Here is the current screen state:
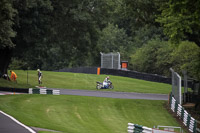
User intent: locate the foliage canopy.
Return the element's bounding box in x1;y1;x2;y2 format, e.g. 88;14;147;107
0;0;199;79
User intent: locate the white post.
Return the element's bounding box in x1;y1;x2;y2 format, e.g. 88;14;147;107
111;53;113;69
100;52;103;68
118;52;120;69
29;88;33;94
170;68;175;95
177;73;182;105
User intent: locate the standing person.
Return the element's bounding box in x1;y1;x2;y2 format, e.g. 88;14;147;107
10;70;17;82
37;69;42;84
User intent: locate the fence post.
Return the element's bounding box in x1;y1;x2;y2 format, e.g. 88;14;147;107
193;120;197;133
29;88;33;94
187;114;191;127
181;107;184;120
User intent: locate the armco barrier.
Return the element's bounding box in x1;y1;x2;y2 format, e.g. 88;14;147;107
128;123;152;133
52;90;60;95
170;94;197;133
29;88;60;95
0;87;28;93
0;87;60;95
128;123;183;133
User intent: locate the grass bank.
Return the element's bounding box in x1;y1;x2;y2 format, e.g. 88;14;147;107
0;70;171;94
0;95;179;133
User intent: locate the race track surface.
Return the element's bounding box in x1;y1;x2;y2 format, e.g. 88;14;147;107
0;111;36;133
50;88;169;101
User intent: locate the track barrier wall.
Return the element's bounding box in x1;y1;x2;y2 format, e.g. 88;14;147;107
29;88;60;95
127;123;180;133
55;67;193;87
128;123;152;133
0;87;60;95
169;93;197;133
0;87;28;93
55;67;172;84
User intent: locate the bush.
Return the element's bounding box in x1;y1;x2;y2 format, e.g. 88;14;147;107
171;41;200;80
9;58;27;70
130;40;200;79
130;39;172;75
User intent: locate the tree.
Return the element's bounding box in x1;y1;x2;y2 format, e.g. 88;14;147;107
156;0;200;47
171;41;200;79
12;0;53;70
47;0;108;68
0;0;16;75
97;23;133;60
116;0;162;35
9;0;114;70
130;39;171;74
130;39;200;79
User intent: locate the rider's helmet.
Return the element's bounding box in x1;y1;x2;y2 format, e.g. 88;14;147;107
107;76;110;79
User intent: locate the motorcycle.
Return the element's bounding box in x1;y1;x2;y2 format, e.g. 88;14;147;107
96;80;114;89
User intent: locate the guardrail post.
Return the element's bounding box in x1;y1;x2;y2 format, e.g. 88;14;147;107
53;90;60;95
47;90;53;94
32;89;40;94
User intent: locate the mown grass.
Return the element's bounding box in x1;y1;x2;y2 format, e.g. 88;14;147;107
0;70;171;94
0;95;179;133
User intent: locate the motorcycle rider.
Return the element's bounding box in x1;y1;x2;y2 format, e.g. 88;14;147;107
103;76;110;88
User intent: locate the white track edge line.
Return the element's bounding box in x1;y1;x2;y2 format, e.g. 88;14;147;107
0;110;36;133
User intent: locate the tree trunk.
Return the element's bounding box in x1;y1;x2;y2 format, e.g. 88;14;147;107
0;47;13;76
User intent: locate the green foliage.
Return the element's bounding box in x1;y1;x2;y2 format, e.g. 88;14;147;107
156;0;200;46
155;42;173;76
130;39;172;75
97;23;133;60
9;58;27;70
0;0;16;48
10;0;116;70
12;0;54;69
132;25;166;48
171;41;200;79
1;0;198;79
116;0;161;35
130;39;200;79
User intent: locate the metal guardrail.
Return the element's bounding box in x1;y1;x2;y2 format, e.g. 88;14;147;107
170;94;197;133
127;123;152;133
29;88;60;95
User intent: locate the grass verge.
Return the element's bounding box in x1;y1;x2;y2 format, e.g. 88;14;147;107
0;70;171;94
0;94;179;133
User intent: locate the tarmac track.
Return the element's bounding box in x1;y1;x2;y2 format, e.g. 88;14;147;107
52;88;169;101
0;111;36;133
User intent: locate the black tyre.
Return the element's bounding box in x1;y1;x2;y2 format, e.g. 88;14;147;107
96;85;101;90
109;85;114;89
